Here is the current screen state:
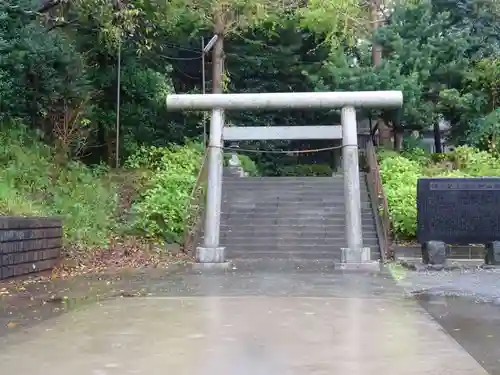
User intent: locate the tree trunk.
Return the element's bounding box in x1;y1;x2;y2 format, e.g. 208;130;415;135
433;122;442;153
212;12;224;95
377;119;393;148
370;0;394;148
394;128;404;150
370;0;382;67
212;10;225;129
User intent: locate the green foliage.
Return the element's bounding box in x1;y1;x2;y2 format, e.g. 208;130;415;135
279;164;333;176
0;0;191;165
6;0;500;251
238;155;260;176
448;146;500;176
377;148;400;161
0;124;118;247
304;0;500;142
0;0;89;125
127;143;203;243
379;146;500;239
379;154;420;238
223;153;260;176
160;0;364;45
401;146;429;166
466;109;500;156
225;20;336;174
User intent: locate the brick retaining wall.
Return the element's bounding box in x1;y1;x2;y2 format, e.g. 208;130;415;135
0;217;62;279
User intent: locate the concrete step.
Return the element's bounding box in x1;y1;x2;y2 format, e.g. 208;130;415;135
223;185;368;191
223;176;365;182
222;199;372;205
221;232;379;240
222;192;369;198
223;202;373;208
221;225;377;237
223;190;369;195
217;173;380;261
227;250;343;260
223;178;366;183
221;240;378;252
222;205;374;213
221;210;376;218
224;245;379;258
222;185;367;192
227;251;380;261
220;226;377;236
223;180;367;186
223;191;370;197
223;184;353;188
220;217;376;226
221;239;379;248
220;236;379;244
222;189;370;195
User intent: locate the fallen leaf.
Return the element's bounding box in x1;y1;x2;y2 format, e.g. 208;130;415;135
7;321;20;328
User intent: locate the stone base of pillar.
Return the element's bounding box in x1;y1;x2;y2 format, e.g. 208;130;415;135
340;247;371;263
337;247;379;270
196;246;226;263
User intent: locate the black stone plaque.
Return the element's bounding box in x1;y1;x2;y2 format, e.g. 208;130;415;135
417;178;500;244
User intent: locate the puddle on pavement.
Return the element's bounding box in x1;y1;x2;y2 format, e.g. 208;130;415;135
414;292;500;375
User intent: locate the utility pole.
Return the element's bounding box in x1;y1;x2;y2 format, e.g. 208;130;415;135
196;20;225;262
115;37;121;168
113;0;124;168
201;37;207;148
192;9;227;263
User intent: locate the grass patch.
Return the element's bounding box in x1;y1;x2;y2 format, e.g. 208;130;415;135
0;124;118;248
0;123;208;262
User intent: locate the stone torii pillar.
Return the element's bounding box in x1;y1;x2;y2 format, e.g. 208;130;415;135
166;91;403;266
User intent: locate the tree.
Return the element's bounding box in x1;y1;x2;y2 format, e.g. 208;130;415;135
0;0;196;164
159;0;365;97
369;0;500;148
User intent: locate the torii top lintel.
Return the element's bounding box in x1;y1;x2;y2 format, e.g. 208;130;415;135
166;91;403;111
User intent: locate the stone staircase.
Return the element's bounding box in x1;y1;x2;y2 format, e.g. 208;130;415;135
220;174;380;261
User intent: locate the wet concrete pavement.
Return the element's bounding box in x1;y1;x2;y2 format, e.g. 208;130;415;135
0;260;499;374
397;267;500;375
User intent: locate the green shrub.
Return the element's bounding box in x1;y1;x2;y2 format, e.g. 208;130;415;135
238;154;260;176
279;164;333;176
379;145;500;239
223;153;260;176
401;147;430;166
379;155;421;238
449;146;500;176
0;124;118;247
377;148;400;162
127;142;203;243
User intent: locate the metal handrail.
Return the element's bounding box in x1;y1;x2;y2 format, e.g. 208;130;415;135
365;142;393;259
182;149;209;254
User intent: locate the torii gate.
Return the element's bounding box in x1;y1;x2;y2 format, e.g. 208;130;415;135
166;91;403;266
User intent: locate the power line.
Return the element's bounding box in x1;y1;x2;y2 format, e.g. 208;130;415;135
157;54;201;61
163;42;201;53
